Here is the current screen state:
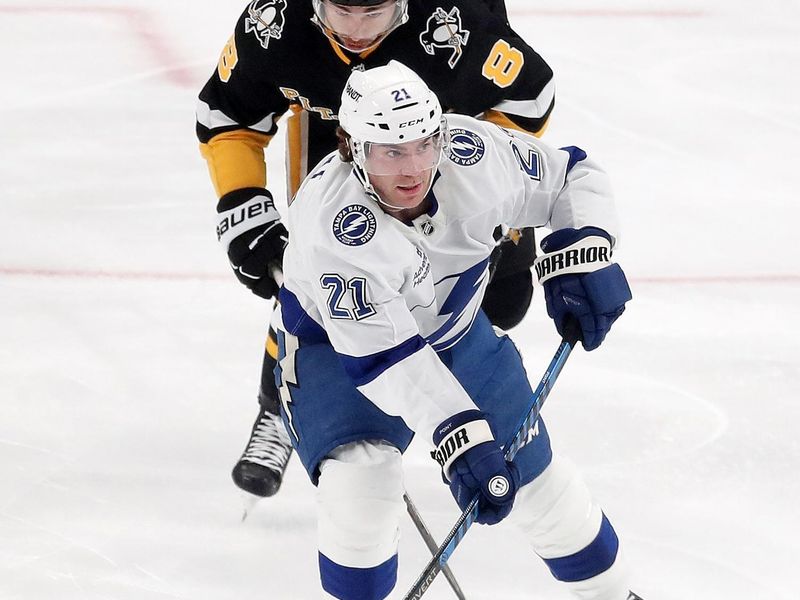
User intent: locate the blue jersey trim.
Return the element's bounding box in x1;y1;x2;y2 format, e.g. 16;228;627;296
542;513;619;582
404;171;442;228
426;171;442;216
278;286;329;343
319;552;397;600
339;335;427;387
560;145;588;174
430;318;474;352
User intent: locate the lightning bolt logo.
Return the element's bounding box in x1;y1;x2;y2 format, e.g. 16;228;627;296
275;329;300;442
450;139;476;153
427;258;489;350
342;214;369;235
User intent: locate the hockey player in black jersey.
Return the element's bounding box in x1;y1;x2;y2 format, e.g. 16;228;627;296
197;0;556;499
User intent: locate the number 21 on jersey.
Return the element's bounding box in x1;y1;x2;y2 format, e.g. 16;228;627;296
321;274;376;321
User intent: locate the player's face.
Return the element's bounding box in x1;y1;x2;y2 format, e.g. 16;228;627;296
364;134;442;213
319;0;400;52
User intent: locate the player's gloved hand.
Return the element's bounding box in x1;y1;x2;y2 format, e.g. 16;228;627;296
215;187;288;299
431;410;520;525
534;226;632;350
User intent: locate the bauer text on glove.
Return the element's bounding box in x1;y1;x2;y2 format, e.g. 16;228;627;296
216;187;288;299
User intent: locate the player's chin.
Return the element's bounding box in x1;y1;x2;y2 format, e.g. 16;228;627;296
340;36;377;51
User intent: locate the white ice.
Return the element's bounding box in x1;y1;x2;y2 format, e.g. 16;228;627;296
1;1;798;598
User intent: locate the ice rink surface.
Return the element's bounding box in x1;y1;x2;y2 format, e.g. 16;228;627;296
1;1;799;598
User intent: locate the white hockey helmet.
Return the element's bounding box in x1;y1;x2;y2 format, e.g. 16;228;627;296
338;61;448;206
339;60;443;145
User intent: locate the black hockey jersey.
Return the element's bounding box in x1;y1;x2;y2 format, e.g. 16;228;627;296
197;0;554;198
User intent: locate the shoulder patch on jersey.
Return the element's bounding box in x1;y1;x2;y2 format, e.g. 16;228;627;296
332;205;377;246
448;128;485;166
419;7;470;69
245;0;287;50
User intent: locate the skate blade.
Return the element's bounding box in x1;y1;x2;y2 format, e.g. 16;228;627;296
239;492;262;522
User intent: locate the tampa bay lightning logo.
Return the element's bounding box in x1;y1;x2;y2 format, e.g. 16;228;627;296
332;205;377;246
448;129;485;166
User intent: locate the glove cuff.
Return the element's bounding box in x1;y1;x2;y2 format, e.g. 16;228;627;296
216;188;281;250
431;410;495;481
534;230;612;284
216;187;272;211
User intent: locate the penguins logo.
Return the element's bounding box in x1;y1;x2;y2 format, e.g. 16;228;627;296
419;7;470;69
245;0;288;50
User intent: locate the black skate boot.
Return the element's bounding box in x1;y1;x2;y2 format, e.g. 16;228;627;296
232;407;293;497
231;348;293;497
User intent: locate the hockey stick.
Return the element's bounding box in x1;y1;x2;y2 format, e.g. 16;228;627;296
402;322;581;600
403;493;467;600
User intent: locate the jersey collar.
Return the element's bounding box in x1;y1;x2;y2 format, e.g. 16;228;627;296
409;171;446;237
327;37;381;65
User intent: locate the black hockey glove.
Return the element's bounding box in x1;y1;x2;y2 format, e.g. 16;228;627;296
534;227;632;350
216;187;288;300
432;410;520;525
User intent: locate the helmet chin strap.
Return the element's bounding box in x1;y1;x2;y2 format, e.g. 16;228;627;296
351;166;407;211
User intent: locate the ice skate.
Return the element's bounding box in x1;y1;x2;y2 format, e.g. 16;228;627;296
232;408;293;499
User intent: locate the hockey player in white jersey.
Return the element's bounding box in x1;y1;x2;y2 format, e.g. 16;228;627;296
272;61;639;599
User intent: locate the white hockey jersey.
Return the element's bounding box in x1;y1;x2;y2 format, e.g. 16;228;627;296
279;114;618;443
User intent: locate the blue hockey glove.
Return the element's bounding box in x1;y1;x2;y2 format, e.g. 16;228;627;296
431;410;520;525
534;227;632;351
215;187;288;299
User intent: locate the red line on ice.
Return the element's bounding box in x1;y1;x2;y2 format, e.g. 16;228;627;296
1;267;797;286
0;267;227;282
0;5;195;88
